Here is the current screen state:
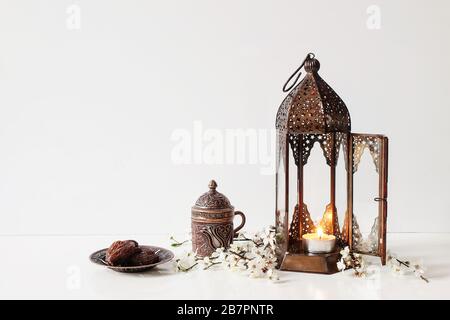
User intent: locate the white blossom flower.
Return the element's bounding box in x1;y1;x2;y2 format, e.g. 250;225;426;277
198;256;214;269
413;267;424;278
226;254;240;267
214;247;227;262
340;246;350;259
410;260;425;278
234;258;247;271
229;242;242;253
251;231;263;243
410;259;423;269
355;268;367;278
262;227;276;250
247;258;261;272
265;255;278;269
175;251;197;272
215;247;225;254
337;258;346;271
267;268;279;281
345;258;352;267
249;271;262;278
390;264;405;276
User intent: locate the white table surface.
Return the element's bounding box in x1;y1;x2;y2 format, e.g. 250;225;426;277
0;233;449;299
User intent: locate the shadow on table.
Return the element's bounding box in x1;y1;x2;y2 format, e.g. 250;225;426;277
124;267;175;278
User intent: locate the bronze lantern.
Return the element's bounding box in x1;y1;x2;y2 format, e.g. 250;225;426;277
275;53;388;274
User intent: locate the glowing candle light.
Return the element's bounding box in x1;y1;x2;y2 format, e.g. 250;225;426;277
302;226;336;253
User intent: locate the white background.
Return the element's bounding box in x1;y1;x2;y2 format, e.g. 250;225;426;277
0;0;449;236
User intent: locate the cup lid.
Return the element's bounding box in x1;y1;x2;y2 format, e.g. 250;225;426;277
193;180;233;210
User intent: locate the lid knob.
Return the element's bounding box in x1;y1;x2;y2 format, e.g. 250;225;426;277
208;180;217;191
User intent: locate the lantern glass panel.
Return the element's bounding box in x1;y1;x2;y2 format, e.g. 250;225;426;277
335;133;349;237
351;134;388;256
352;149;380;254
302;143;330;227
287;142;297;230
275;131;288;259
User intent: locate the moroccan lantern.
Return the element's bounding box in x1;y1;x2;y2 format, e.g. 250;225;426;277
275;53;388;273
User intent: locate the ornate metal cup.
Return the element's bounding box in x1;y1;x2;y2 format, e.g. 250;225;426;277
191;180;246;257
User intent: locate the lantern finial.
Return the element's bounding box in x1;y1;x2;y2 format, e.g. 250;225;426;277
282;52;316;92
304;56;320;73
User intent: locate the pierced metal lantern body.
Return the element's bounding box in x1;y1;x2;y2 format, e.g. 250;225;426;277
275;54;388;274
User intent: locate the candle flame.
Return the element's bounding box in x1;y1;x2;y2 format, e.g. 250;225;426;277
317;227;323;239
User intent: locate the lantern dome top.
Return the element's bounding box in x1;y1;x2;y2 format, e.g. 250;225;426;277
276;54;351;134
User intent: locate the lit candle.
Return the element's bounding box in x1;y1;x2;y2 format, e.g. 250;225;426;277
302;227;336;253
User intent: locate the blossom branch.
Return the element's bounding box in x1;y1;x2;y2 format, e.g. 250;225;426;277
170;236;189;247
338;247;430;283
396;258;429;283
228;250;249;260
173;226;279;281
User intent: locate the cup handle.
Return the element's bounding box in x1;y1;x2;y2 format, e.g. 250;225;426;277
233;211;246;237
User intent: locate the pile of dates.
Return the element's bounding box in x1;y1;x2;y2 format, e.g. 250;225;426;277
106;240;159;266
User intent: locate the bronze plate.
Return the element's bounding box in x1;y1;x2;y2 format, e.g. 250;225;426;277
89;245;174;273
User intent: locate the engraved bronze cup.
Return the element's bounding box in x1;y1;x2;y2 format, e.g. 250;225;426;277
191;180;246;257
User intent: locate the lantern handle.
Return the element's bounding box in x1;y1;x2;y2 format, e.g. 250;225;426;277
282;53;315;92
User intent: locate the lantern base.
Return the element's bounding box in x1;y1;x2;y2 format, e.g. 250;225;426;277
279;250;341;274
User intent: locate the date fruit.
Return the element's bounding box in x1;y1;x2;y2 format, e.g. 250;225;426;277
129;247;159;266
105;240;141;266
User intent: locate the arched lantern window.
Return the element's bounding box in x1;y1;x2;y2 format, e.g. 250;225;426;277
275;53;388;274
